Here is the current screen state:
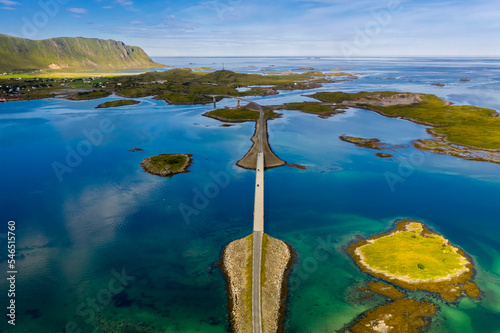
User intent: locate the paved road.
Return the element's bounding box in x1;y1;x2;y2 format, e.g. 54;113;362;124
252;151;264;333
209;95;265;333
252;230;263;333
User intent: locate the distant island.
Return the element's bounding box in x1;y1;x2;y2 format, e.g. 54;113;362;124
96;100;140;108
141;154;193;177
0;34;164;73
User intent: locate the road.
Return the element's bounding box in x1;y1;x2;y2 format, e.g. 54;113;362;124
209;95;265;333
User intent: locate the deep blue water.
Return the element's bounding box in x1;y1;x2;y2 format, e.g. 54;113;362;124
1;57;500;332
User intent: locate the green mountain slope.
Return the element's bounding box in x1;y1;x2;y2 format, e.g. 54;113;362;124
0;34;164;72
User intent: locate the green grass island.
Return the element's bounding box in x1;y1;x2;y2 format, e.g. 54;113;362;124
140;154;193;177
203;107;280;123
96;99;140;108
347;220;481;302
310;91;500;164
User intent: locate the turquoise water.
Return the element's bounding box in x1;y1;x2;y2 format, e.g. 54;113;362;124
1;57;500;332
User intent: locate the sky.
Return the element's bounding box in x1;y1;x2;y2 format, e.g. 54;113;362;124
0;0;499;57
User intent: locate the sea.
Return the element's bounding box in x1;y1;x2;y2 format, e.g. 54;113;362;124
1;57;500;332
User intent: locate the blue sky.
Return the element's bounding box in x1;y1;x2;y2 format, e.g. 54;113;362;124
1;0;499;56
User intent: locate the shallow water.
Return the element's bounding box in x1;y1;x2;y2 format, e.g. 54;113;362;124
1;57;500;332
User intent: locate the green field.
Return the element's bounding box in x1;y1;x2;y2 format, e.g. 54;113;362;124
358;222;468;280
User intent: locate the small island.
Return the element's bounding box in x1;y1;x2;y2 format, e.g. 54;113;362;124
140;154;193;177
203;107;279;123
339;136;385;150
347;220;481;302
96;99;140;108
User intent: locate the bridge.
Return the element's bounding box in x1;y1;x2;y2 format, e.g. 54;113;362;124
208;95;265;333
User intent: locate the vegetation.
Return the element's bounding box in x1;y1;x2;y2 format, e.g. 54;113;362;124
358;221;467;280
339;136;384;150
204;108;278;122
311;91;500;149
284;102;345;114
348;220;481;302
244;234;253;326
1;68;339;102
96;100;140;108
311;91;401;104
73;90;111;100
192;67;215;71
141;154;192;177
365;281;405;300
156;91;214;104
0;34;163;72
346;298;438;333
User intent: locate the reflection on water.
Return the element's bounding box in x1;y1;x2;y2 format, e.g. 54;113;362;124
1;57;500;332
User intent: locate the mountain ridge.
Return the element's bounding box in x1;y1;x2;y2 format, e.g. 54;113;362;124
0;34;164;72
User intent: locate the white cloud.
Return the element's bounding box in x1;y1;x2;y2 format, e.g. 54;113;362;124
116;0;133;5
67;7;88;14
0;6;15;10
0;0;19;5
129;20;144;25
103;5;113;9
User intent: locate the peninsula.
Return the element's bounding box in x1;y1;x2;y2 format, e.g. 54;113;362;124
221;234;292;333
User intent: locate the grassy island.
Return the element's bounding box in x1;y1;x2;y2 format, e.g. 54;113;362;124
310;91;500;164
203;108;279;123
96;99;140;108
140;154;192;177
284;102;347;118
348;220;481;302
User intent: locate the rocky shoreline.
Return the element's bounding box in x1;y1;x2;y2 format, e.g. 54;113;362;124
221;235;253;333
221;234;293;333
